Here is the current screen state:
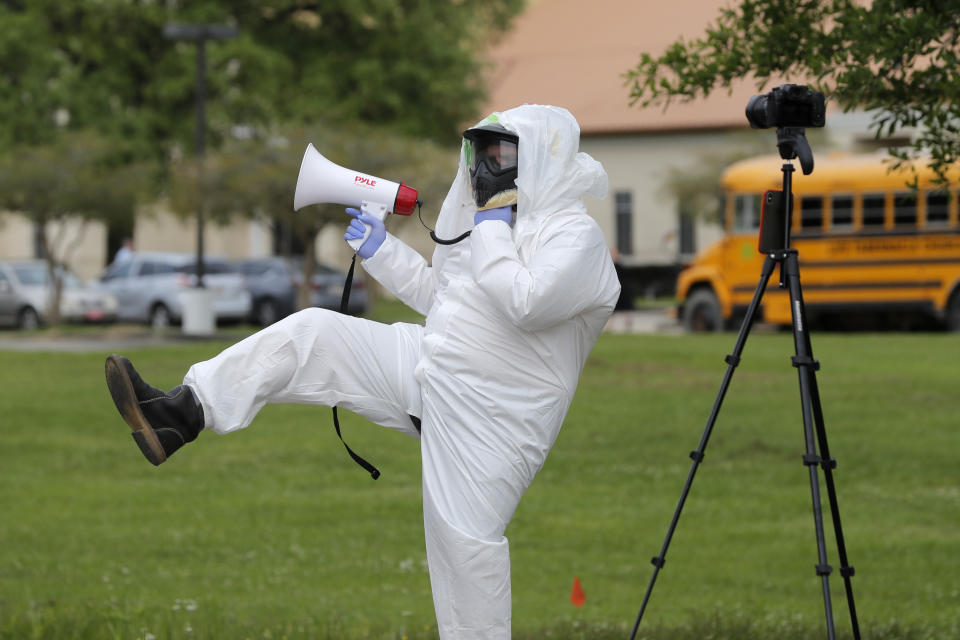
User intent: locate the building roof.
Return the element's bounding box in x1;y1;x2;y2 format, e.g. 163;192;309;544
483;0;785;135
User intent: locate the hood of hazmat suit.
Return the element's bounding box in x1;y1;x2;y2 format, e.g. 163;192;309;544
433;104;610;269
361;104;620;640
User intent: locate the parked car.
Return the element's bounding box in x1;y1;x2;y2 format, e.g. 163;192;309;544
235;257;369;325
0;259;118;329
235;257;297;326
308;261;369;316
99;252;251;327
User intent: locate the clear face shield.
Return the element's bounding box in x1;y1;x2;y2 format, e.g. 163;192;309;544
470;138;518;175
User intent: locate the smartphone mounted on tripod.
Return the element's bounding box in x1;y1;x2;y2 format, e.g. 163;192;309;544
758;189;792;254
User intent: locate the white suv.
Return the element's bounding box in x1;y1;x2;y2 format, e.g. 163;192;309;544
100;252;251;327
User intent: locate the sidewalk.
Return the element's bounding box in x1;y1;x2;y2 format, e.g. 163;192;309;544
0;309;682;353
603;308;682;334
0;325;241;353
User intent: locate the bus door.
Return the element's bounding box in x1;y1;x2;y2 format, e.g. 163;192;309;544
728;193;770;316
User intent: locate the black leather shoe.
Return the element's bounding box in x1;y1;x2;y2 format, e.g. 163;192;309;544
105;355;204;465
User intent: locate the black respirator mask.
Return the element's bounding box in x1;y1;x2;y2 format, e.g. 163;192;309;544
462;123;519;209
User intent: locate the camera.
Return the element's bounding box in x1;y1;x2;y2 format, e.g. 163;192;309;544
745;84;826;129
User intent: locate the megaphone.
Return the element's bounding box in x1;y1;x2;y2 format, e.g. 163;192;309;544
294;143;418;251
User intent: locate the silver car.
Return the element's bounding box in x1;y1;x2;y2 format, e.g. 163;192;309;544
307;262;369;316
99;252;251;327
0;260;119;329
235;257;369;324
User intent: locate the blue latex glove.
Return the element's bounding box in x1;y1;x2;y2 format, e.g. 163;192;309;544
474;206;514;227
344;207;386;259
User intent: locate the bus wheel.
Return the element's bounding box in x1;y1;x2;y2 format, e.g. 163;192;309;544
683;289;723;332
946;290;960;332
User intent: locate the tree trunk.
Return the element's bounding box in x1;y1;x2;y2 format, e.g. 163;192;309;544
295;224;320;311
37;227;62;326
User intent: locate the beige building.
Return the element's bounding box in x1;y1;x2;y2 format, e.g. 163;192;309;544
478;0;797;295
478;0;892;296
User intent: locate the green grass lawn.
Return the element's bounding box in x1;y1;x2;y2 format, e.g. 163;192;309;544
0;328;957;639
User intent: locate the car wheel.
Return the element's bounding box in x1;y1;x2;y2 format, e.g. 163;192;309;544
254;298;279;326
150;303;171;329
682;288;723;332
18;307;40;331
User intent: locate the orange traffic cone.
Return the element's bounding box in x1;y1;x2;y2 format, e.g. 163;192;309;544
570;576;586;607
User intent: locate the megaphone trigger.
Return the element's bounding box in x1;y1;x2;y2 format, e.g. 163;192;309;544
345;201;389;252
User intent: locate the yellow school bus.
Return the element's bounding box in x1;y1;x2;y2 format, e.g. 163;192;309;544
676;152;960;331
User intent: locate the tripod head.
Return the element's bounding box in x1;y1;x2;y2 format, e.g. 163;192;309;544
746;83;823;177
777;127;814;175
756;127;817;257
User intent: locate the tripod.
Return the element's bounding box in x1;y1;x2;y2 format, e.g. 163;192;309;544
628;128;861;640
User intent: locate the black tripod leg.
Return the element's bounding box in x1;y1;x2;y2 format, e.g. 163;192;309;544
800;329;862;639
627;255;778;640
783;252;838;640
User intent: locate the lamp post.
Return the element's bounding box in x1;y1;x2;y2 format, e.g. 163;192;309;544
163;22;237;335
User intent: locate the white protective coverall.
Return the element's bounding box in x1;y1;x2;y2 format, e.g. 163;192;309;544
183;104;621;639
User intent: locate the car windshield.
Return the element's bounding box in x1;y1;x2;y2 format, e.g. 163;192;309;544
102;261;132;280
13;264;81;287
13;265;47;285
177;261;236;275
314;264;340;276
239;262;271;276
293;261;343;278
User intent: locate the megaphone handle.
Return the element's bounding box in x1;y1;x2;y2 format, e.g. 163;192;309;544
347;201;389;252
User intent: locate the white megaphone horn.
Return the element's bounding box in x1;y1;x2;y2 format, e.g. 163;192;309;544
294;143;418;251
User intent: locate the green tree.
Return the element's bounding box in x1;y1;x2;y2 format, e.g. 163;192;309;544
0;133;147;324
624;0;960;186
0;0;524;160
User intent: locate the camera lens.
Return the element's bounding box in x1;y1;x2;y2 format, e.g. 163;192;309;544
745;94;771;129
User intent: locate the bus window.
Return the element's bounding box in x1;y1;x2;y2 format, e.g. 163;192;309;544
893;191;917;227
831;194;854;229
733;194;761;231
925;191;950;227
800;196;823;230
862;193;885;228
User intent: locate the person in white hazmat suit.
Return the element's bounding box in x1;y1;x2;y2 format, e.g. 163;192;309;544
104;104;621;639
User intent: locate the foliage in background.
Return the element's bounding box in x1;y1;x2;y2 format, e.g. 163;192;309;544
0;0;525;159
624;0;960;186
0;132;147;321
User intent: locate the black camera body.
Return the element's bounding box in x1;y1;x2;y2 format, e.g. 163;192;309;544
746;84;825;129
